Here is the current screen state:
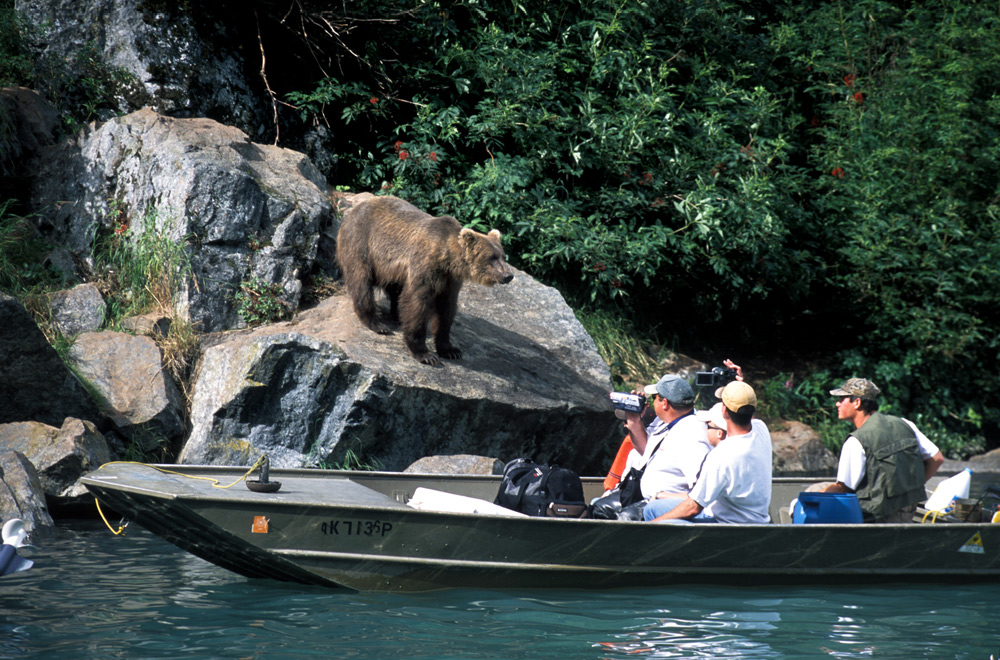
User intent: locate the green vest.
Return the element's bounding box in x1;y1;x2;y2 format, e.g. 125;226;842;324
852;412;926;520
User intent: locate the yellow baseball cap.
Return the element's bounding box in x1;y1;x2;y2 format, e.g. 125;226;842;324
715;380;757;415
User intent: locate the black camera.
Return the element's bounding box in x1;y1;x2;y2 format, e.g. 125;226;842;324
609;392;646;413
695;367;738;388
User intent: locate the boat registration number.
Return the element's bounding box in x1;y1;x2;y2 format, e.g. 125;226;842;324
320;520;393;537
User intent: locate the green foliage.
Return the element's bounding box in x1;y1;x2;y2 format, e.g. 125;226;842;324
774;0;1000;453
234;276;289;327
575;305;662;390
0;3;33;87
321;1;815;330
756;370;848;453
91;205;193;327
332;447;383;472
31;38;140;134
0;201;64;294
280;0;999;453
121;425;170;463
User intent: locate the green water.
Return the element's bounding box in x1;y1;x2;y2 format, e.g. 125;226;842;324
1;521;998;659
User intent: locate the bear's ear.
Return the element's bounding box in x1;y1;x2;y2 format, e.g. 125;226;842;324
459;227;477;246
488;229;502;243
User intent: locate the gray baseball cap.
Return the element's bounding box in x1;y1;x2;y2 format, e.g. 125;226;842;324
644;374;695;407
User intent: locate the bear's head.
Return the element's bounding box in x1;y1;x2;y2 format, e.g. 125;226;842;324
459;227;514;286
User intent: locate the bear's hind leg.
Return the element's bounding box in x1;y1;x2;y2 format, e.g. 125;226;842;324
346;269;392;334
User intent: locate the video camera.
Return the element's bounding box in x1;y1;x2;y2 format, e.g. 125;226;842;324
695;366;738;389
609;392;646;413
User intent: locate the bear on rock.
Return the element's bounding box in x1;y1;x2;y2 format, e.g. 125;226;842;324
336;195;514;365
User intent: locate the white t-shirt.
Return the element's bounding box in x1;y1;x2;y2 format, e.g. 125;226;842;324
624;414;711;499
689;418;772;524
836;418;939;490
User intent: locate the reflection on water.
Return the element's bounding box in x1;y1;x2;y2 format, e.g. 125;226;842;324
0;520;998;659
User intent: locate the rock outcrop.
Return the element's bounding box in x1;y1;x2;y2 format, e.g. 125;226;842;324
969;448;1000;473
30;108;335;332
0;450;55;536
0;417;110;501
16;0;268;138
180;275;619;475
67;331;185;446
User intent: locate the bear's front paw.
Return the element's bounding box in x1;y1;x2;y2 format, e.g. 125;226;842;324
437;346;463;360
416;352;441;366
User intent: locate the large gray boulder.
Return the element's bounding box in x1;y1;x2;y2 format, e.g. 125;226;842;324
0;293;101;426
0;417;111;500
67;331;185;445
0;450;55;537
180;274;620;474
30;108;334;332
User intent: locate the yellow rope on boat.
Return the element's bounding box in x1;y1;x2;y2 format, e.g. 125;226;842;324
93;455;270;536
921;509;942;524
95;498;127;535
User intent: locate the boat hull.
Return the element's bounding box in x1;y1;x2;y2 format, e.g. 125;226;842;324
82;463;1000;591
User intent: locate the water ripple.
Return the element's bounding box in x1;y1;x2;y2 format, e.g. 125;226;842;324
1;522;998;659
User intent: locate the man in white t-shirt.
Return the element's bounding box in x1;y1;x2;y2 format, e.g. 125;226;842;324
621;374;711;499
819;378;944;522
644;381;772;524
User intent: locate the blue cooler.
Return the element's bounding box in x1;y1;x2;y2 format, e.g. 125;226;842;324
792;492;863;524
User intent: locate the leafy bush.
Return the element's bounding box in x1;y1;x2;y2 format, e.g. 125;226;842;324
0;2;33;87
234;276;289;327
326;1;816;334
774;0;1000;454
91;205;192;326
277;0;999;454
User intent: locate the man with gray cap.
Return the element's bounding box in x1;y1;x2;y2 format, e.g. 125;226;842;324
620;374;712;501
820;378;944;523
645;380;773;523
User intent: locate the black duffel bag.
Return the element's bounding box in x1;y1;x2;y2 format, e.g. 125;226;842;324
494;458;589;518
591;461;652;521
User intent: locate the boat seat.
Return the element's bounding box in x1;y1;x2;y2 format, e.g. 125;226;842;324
407;487;528;517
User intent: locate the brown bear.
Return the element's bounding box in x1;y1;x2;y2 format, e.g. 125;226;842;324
336;195;514;365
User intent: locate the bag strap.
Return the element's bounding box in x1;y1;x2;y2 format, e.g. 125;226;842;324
632;432;665;476
514;464;552;510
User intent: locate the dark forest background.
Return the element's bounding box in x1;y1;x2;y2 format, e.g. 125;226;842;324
1;0;998;457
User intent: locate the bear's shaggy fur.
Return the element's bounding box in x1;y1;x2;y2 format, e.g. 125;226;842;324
336;196;514;365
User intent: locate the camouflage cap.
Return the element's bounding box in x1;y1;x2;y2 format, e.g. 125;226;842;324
829;378;881;400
